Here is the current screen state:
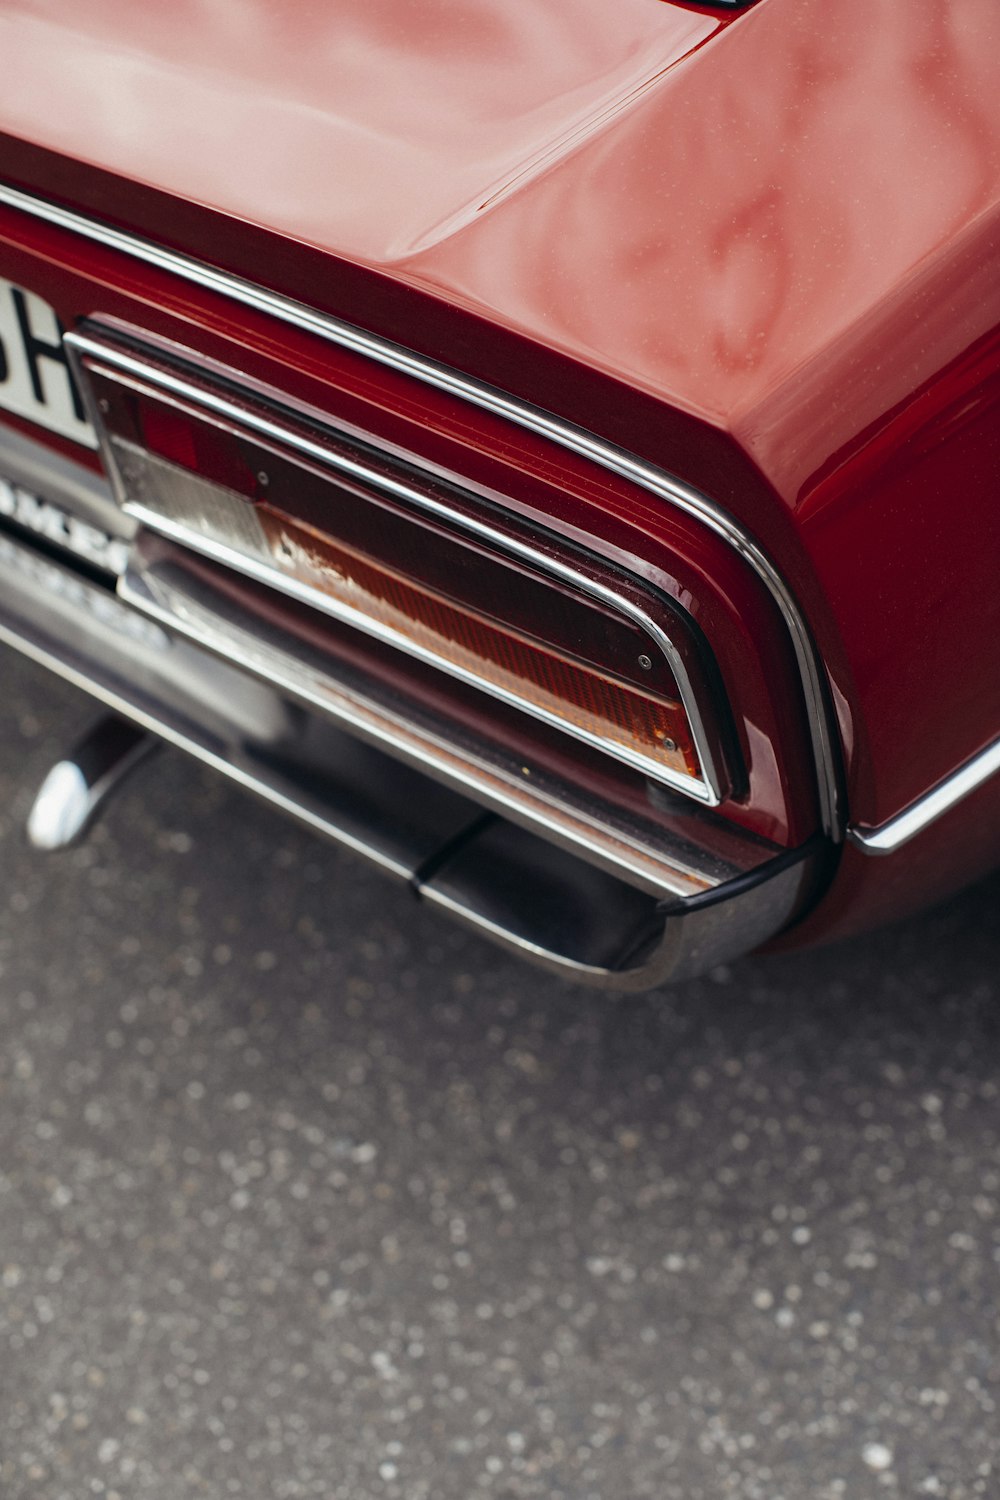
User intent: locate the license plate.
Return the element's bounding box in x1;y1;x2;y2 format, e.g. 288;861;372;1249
0;278;97;448
0;529;169;651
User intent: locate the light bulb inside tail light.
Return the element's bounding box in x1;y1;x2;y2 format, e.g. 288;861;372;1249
72;331;730;804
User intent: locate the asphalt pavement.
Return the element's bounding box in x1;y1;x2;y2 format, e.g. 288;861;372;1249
1;647;998;1500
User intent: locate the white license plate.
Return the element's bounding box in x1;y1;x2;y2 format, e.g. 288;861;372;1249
0;277;96;448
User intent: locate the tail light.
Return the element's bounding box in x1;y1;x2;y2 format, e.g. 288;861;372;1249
68;325;732;805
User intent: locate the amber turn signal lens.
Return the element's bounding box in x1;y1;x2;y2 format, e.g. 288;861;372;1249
256;508;701;781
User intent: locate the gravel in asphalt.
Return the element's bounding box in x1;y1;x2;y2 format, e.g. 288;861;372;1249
1;649;998;1499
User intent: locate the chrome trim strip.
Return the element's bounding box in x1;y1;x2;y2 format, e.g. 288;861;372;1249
848;738;1000;855
68;328;720;804
0;179;843;834
118;547;728;897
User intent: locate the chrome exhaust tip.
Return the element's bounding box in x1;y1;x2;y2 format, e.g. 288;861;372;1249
27;714;156;850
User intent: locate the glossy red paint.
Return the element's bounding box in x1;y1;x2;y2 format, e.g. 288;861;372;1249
0;0;998;943
0;0;725;265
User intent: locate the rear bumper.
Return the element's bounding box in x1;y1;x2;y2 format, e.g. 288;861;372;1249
0;422;826;988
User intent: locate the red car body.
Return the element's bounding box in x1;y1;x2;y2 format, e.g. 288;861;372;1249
0;0;998;984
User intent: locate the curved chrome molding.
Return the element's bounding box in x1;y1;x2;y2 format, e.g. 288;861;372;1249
849;738;1000;855
0;179;844;835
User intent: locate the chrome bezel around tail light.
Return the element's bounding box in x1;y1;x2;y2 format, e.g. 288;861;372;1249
67;322;733;806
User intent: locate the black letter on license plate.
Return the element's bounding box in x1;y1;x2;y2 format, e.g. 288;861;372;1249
11;288;86;422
